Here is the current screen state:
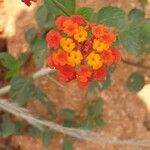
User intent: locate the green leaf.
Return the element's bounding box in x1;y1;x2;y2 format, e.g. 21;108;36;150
119;27;143;56
128;8;145;24
0;53;28;78
25;27;36;43
79;117;93;129
14;122;23;135
31;38;47;68
127;72;145;92
141;20;150;44
94;116;105;127
36;5;55;29
97;6;127;29
62;108;75;121
63;140;73;150
44;0;75;15
87;80;101;96
76;7;94;21
99;75;111;90
0;120;16;137
10;76;48;105
42;132;52;147
28;126;43;137
88;98;103;117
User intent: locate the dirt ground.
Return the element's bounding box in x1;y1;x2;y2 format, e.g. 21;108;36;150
0;0;150;150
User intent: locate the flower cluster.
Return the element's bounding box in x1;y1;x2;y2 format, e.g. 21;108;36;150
47;15;121;87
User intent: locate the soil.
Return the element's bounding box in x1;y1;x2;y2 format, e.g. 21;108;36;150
0;0;150;150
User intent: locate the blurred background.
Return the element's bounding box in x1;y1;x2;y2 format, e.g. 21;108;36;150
0;0;150;150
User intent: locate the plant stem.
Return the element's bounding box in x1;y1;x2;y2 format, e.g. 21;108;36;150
122;59;150;70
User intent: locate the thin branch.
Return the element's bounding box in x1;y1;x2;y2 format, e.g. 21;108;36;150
122;59;150;70
0;99;150;147
0;68;55;96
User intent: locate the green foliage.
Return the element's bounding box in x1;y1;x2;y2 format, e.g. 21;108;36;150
87;98;103;117
10;76;48;106
0;53;28;78
119;27;143;56
127;72;145;92
97;6;127;29
62;108;75;121
76;7;94;21
128;8;145;24
36;5;55;29
31;38;47;68
94;116;105;127
63;140;73;150
44;0;75;15
87;75;111;96
79;117;93;129
0;118;22;137
99;75;111;90
25;27;36;43
28;127;52;147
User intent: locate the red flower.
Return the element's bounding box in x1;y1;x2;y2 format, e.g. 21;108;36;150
58;65;75;82
93;66;106;80
46;30;61;49
111;48;121;63
47;56;55;68
76;65;92;87
22;0;36;6
71;15;86;25
55;16;66;31
101;50;114;65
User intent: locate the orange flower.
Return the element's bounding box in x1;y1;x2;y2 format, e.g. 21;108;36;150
101;50;114;65
76;65;92;87
92;25;107;39
22;0;36;6
102;31;116;44
71;15;86;25
52;50;68;67
55;16;66;31
93;66;106;80
46;30;61;49
63;19;78;36
111;48;121;63
58;65;75;82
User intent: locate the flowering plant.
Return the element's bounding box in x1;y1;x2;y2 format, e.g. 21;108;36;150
46;15;121;87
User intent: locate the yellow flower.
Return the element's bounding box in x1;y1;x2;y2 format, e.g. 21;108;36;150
86;51;103;69
93;39;109;52
74;26;87;43
60;38;75;53
68;50;83;66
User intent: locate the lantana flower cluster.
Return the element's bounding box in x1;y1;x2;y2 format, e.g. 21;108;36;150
46;15;121;87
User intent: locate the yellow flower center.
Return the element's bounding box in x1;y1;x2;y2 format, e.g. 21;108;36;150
67;50;83;66
93;39;109;52
74;26;88;43
86;51;103;69
60;38;75;53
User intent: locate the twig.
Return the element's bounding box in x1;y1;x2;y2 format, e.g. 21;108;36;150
122;59;150;70
0;68;55;96
0;99;150;147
